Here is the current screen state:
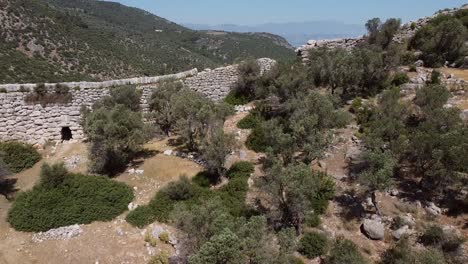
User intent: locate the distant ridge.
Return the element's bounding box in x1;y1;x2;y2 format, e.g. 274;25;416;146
184;21;365;47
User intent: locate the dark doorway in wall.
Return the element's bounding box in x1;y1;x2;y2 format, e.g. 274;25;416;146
61;127;73;141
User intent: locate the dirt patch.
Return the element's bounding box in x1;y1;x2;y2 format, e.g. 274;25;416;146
439;68;468;81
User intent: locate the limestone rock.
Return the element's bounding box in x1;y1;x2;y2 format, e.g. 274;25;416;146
426;202;442;216
392;225;411;240
362;218;385;240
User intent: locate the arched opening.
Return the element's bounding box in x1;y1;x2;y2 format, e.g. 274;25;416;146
61;127;73;141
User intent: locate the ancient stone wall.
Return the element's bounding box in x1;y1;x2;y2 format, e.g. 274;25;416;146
183;58;276;101
0;58;276;145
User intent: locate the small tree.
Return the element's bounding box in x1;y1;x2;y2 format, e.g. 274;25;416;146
149;81;183;136
257;161;335;233
83;104;146;175
234;59;261;101
201;127;236;177
359;150;396;215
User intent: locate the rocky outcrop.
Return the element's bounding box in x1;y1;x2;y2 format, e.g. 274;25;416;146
296;5;468;60
0;58;276;145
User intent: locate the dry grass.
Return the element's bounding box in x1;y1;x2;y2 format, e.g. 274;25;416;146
438;68;468;81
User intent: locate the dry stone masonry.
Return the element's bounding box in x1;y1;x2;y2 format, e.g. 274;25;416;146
0;58;276;145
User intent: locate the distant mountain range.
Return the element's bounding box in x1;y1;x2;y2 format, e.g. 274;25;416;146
184;21;366;47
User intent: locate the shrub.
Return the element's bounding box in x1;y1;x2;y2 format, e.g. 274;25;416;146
24;83;72;106
127;190;179;227
289;256;305;264
224;90;250;106
192;171;217;188
409;65;417;72
159;231;170;244
245;125;268;152
39;163;67;189
145;232;158;247
298;232;328;259
8;169;134;232
148;252;169;264
420;225;465;253
391;72;410;86
125;205;156;228
237;112;261;129
428;70;441;85
161;176;194;201
19;86;30;93
305;212;321;228
326;239;368;264
226;161;254;179
420;225;445;246
0;141;41;173
381;239;447;264
0;88;7;93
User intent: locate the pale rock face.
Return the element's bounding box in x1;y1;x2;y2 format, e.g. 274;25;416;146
362;218;385;240
0;58;276;145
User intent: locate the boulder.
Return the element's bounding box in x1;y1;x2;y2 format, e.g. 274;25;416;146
164;149;173;156
362;218;385;240
426;202;442;216
392;225;411;240
399;214;416;227
415;60;424;67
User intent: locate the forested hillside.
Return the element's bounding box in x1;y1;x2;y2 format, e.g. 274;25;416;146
0;0;294;83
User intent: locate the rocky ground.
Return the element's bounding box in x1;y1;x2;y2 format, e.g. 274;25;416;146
0;94;467;263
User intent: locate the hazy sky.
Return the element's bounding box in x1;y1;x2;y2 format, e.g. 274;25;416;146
113;0;467;25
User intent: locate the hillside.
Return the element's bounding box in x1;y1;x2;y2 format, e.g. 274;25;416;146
0;0;294;84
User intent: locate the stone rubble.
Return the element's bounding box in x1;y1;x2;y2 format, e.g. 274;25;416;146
32;224;83;242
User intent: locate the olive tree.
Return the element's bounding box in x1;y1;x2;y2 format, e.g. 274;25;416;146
201;127;236;177
257;161;335;234
149;81;183;136
82;104;146;175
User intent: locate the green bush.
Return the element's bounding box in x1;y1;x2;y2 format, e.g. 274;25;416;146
226;161;254;179
224;90;250;106
305;212;321;228
381;239;447;264
161;176;194;201
420;225;445;247
127;162;254;227
298;232;328;259
0;141;41;173
8;170;134;232
192;171;216;188
326;239;368;264
391;72;410;86
125;205;156;228
420;225;465;253
245;125;268;152
148;253;169;264
237;112;261;129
